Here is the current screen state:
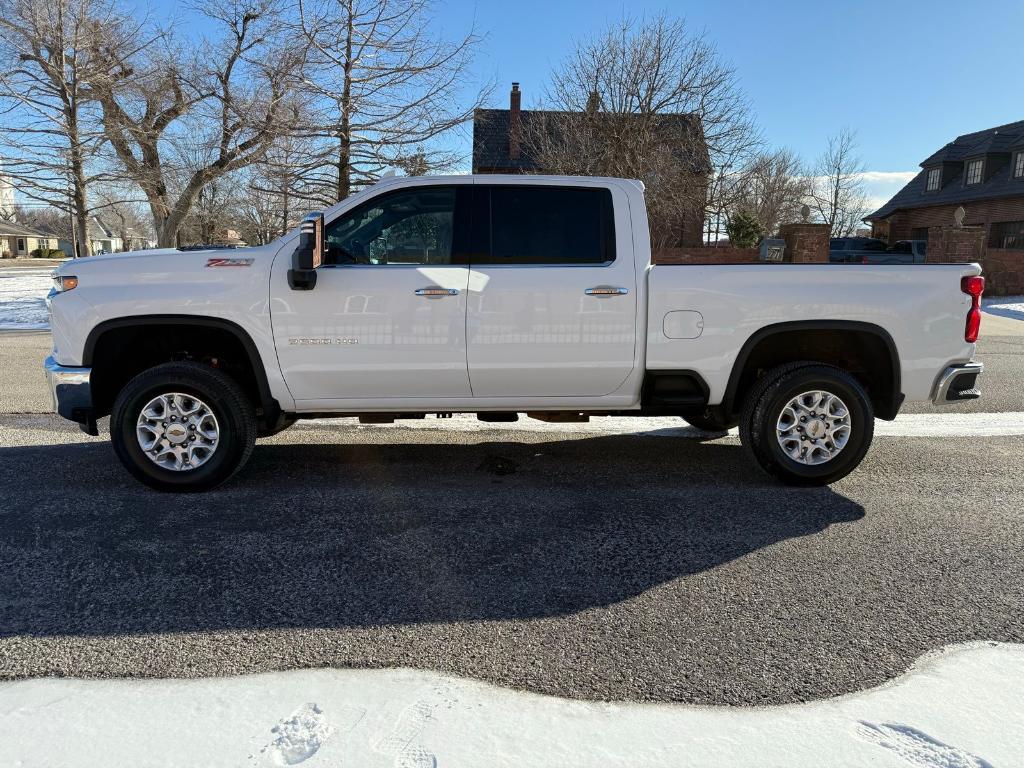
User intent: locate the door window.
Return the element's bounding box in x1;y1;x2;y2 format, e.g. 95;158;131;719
324;186;457;265
478;186;615;265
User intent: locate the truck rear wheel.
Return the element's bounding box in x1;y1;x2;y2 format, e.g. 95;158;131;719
739;364;874;486
110;362;256;492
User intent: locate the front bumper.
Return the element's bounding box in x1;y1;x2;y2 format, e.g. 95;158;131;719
43;355;97;434
931;361;983;405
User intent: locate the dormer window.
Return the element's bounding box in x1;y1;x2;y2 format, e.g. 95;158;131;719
966;159;984;185
1015;152;1024;178
926;167;941;191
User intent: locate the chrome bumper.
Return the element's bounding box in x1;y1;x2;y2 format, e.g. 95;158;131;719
43;355;96;433
932;361;983;405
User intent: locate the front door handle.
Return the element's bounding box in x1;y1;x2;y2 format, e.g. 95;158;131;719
585;286;629;297
414;287;459;298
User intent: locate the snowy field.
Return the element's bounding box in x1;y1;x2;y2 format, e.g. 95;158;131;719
0;642;1019;767
0;267;51;329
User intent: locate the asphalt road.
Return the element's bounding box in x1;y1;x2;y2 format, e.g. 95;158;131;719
0;325;1022;706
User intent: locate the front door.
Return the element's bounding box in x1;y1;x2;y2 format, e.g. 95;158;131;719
271;184;472;402
466;183;638;397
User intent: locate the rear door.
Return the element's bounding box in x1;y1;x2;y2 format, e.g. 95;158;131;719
465;182;637;397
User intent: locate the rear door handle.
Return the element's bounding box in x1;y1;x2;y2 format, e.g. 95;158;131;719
585;286;629;296
414;287;459;297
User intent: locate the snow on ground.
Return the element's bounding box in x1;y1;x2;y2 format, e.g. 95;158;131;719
983;295;1024;322
297;410;1024;438
0;642;1019;767
0;267;52;330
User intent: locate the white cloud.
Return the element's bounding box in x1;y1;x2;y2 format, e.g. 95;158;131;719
856;170;919;184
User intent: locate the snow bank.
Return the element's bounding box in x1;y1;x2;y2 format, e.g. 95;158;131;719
0;642;1020;767
296;410;1024;438
983;295;1024;322
0;268;51;329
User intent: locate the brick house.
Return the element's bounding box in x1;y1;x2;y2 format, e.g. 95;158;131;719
472;83;709;247
866;120;1024;293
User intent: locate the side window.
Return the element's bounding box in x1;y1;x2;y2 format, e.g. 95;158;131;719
324;186;456;265
480;186;615;265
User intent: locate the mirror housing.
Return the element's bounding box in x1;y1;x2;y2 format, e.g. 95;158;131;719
288;211;324;290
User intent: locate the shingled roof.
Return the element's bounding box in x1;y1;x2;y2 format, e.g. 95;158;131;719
472;90;710;174
868;119;1024;220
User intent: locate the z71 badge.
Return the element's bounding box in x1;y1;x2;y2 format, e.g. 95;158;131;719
205;257;254;267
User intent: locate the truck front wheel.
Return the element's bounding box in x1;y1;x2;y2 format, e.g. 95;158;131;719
739;364;874;486
110;362;257;492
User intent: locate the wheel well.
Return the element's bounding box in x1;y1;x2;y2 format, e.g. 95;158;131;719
85;319;279;428
725;323;901;420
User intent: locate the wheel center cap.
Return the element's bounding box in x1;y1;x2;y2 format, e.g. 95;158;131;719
166;423;188;444
805;419;826;439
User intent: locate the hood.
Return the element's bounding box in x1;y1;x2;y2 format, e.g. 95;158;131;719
53;247;268;274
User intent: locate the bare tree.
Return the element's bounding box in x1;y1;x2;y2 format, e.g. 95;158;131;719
525;15;760;248
0;0;139;256
293;0;489;204
728;147;809;236
89;0;301;247
809;128;870;237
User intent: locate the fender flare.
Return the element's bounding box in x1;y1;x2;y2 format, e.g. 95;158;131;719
83;315;279;417
721;320;903;419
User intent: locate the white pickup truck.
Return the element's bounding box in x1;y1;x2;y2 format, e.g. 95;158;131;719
45;175;985;491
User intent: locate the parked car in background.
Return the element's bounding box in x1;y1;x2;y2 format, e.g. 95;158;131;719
829;237;928;265
887;240;928;263
829;237;888;263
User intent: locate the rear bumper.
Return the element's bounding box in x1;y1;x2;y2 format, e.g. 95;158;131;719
43;355;97;434
931;361;983;405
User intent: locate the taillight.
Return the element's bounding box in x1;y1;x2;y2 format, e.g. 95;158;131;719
961;275;985;343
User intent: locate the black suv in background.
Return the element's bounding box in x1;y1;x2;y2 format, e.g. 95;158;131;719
829;237;927;264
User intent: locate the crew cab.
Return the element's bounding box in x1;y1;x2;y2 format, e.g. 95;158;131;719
44;175;985;491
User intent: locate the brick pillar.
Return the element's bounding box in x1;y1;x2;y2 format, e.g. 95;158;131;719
926;225;985;263
778;222;830;263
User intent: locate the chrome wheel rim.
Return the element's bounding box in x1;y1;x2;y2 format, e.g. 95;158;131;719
776;390;852;466
136;392;220;472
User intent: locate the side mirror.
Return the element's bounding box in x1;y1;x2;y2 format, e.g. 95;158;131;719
288;211;324;290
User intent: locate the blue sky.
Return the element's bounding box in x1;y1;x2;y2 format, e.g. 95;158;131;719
141;0;1024;207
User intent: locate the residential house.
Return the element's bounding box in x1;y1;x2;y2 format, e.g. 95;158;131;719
866;120;1024;249
0;221;59;258
472;83;710;247
89;216;123;254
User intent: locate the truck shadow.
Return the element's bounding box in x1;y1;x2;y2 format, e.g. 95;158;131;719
0;435;864;637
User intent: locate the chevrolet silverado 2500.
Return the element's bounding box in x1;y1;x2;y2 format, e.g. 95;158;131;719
44;175;985;491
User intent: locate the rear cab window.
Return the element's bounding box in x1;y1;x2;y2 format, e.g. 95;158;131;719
475;185;616;265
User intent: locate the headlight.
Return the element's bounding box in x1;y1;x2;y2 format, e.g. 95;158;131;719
52;274;78;292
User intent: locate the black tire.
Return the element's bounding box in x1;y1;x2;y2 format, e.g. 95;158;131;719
739;363;874;486
110;361;256;492
681;410;738;432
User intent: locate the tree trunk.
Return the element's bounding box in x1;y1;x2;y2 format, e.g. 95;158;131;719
66;111;90;257
335;6;354;202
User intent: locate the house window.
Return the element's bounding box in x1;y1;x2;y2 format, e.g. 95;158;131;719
989;220;1024;250
1015;153;1024;178
965;159;984;185
926;168;941;191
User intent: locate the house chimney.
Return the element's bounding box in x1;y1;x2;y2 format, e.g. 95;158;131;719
509;82;521;161
586;90;600;113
